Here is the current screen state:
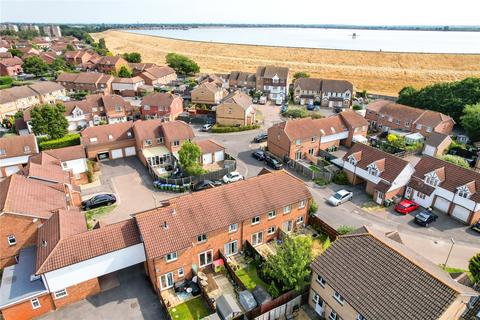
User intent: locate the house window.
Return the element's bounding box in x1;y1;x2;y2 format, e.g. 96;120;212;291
31;298;41;309
308;148;315;155
367;166;379;176
108;134;113;140
7;235;16;246
417;191;426;199
329;310;338;320
299;200;306;209
251;216;260;225
144;139;152;146
127;131;132;137
89;137;97;143
178;267;184;278
311;136;316;142
62;162;68;169
197;234;207;243
173;140;180;147
296;216;304;224
395;119;401;125
115;106;122;112
458;189;470;198
416;124;422;130
316;274;326;287
252;231;263;246
426;127;432;133
356;315;366;320
229;223;238;233
295;139;301;145
92;107;98;112
333;291;344;305
267;226;276;235
348;157;356;165
0;149;5;155
283;205;291;214
54;289;68;299
144;105;150;110
405;121;410;127
268;210;276;219
165;252;177;262
224;240;238;256
425;175;439;187
24;146;31;153
199;250;213;267
157;137;164;144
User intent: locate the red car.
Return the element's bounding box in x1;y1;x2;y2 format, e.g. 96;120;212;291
394;199;419;214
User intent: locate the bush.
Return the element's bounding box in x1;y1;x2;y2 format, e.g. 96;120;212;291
440;154;470;168
0;76;13;85
352;104;362;110
308;200;318;215
282;108;308;119
337;225;356;235
38;133;80;150
314;178;329;186
333;171;350;185
211;124;260;133
184;164;207;176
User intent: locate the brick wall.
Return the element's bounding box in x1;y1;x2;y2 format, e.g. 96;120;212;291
1;293;54;320
51;278;101;309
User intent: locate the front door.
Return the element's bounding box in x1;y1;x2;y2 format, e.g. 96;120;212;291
224;241;238;256
160;272;174;290
375;191;384;205
283;220;293;233
405;186;413;199
199;250;213;268
295;151;302;160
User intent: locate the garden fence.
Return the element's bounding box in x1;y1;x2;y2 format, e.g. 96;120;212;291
287;159;333;182
218;250;247;292
309;216;339;241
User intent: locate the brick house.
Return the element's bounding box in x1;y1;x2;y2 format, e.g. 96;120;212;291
342;143;415;204
64;50;92;66
309;226;477;320
227;71;256;90
256;66;289;103
191;81;228;105
0;134;39;177
111;76;145;97
422;132;452;157
0;56;23;76
134;170;312;293
139;65;177;86
293;78;353;108
140;92;184;121
267;111;368;161
405;156;480;225
56;72;114;95
44;145;88;183
366;100;455;136
96;55;129;74
216;91;255;126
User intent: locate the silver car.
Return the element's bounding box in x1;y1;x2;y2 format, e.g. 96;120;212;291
327;189;353;206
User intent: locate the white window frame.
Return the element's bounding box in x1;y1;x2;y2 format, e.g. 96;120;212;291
178;267;184;278
54;289;68;299
316;275;326;287
356;314;366;320
251;216;260;225
198;250;213;268
283;205;291;214
145;139;152;146
267;210;276;220
267;226;275;235
333;291;344;305
24;146;31;153
173;140;180;147
160;272;174;290
89;137;97;143
299;200;306;209
31;297;41;309
252;231;263;246
197;234;207;243
7;234;16;246
329;310;337;320
229;223;238;233
296;216;304;224
157;137;164;144
165;251;177;262
224;240;238;257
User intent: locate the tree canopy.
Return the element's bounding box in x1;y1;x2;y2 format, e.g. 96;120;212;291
469;253;480;284
397;78;480;123
178;141;206;176
117;65;133;78
30;104;69;139
122;52;142;63
440;154;470;169
22;56;49;76
166;52;200;75
293;72;310;81
460;104;480;140
8;47;23;58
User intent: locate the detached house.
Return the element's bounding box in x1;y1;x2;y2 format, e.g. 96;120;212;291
191;81;228;105
293;78;353;108
267;111;368;161
366;100;455;136
57;72;114;95
0;134;39;177
256;66;289;103
140;92;184;121
96;55;129;74
216;91;255;126
309;226;477;320
139;65;177;86
343;143;414;204
406;156;480;225
0;56;23;76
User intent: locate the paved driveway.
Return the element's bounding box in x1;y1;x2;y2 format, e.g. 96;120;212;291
39;264;167;320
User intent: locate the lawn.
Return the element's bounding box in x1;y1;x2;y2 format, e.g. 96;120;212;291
235;263;269;291
85;205;116;229
168;297;211;320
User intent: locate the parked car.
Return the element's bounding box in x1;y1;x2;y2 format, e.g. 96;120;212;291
252;150;266;161
307;104;315;111
471;220;480;233
280;104;288;113
394;199;420;214
327;189;353;206
82;194;116;210
202;123;213;132
259;96;267;105
414;210;438;227
252;97;259;104
265;155;283;170
222;171;244;183
193;180;222;192
253;133;268;143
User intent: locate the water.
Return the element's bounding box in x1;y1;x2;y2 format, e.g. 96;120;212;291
126;27;480;54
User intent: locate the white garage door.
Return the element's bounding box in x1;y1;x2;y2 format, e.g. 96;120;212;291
433;196;450;213
202;153;213;165
5;165;20;176
423;145;436;157
111;149;124;159
124;147;136;157
451;205;471;223
214;151;225;162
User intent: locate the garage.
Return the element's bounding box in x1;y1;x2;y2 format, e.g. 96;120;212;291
451;205;471;223
124;147;136;157
202;153;213;165
215;151;225;162
111;149;124;159
5;165;20;176
433;196;451;213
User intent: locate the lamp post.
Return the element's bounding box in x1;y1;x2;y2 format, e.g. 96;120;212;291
444;238;455;268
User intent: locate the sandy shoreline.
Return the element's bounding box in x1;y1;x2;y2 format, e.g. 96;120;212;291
93;30;480;96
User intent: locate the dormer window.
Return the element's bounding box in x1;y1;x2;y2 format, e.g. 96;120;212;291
157;137;164;144
24;146;31;153
425;172;439;187
144;139;152;146
89;137;98;143
367;163;380;177
108;134;113;140
127;131;132;137
348;156;357;165
457;186;471;199
115;106;122;112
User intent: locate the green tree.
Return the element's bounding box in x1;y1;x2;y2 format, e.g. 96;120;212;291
49;57;67;73
337;225;356;235
166;52;200;75
123;52;142;63
98;38;107;50
469;253;480;284
460;104;480;140
117;65;133;78
22;56;49;77
440;155;470;168
293;72;310;81
8;47;23;58
66;43;75;51
30;104;68;139
263;236;313;293
178;141;206;176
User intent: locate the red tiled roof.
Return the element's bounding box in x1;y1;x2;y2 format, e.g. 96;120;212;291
0;134;38;159
81;121;134;146
196;139;225;154
44;145;86;162
160;120;194;142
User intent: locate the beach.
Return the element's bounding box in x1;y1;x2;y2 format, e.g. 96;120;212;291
92;29;480;96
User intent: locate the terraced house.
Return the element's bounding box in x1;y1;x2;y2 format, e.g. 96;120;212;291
293;78;353;108
57;72;114;95
255;65;289;104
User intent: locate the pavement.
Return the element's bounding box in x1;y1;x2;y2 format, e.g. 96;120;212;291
38;264;167;320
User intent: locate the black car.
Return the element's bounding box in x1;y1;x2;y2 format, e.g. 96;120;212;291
414;210;438;227
193;180;222;192
82;194;116;210
252;150;266;161
471;221;480;233
265;156;283;170
253;133;268;143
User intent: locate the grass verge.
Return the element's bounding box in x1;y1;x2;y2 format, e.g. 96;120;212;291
85;205;116;229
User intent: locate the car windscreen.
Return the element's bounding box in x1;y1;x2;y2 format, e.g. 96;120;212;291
417;213;429;221
333;193;343;200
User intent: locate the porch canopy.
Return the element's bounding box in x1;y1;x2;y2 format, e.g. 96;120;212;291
142;146;170;160
352;135;368;144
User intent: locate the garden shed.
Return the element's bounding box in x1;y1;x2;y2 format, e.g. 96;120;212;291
238;290;257;312
252;285;272;305
216;294;242;320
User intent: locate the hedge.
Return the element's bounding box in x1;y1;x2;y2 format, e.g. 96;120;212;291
211;124;260;133
38;133;81;150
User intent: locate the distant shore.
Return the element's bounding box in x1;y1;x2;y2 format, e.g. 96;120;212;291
92;30;480;96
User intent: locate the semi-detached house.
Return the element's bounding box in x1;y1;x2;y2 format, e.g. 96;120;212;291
406;156;480;225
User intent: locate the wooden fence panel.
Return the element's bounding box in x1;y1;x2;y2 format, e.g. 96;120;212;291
309;215;339;241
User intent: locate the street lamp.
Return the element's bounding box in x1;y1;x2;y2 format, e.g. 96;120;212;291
443;238;455;268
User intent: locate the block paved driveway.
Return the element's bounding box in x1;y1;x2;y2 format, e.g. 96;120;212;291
38;264;167;320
